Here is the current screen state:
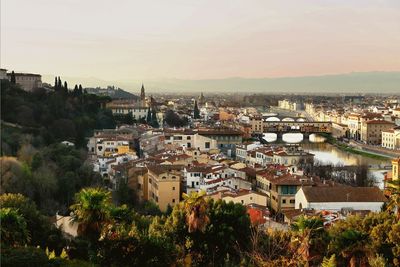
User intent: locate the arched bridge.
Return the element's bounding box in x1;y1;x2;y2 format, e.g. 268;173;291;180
261;121;332;134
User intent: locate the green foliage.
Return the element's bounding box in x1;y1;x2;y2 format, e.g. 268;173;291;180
70;187;112;241
368;254;387;267
1;246;49;267
164;109;189;127
193;100;200;119
1;79;115;150
321;254;337;267
329;229;370;266
0;207;30;246
0;193;64;249
290;215;328;265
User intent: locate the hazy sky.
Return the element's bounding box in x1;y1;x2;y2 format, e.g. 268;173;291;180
2;0;400;81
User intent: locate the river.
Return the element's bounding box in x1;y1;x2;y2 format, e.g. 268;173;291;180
262;133;392;188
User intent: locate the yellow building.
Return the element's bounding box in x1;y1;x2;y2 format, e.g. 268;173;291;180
147;165;182;212
209;189;267;207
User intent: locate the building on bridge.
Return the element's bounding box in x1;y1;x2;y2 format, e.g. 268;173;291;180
250;117;332;135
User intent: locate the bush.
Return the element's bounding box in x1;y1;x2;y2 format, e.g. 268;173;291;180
1;246;48;267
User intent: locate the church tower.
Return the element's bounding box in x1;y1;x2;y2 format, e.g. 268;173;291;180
140;84;145;102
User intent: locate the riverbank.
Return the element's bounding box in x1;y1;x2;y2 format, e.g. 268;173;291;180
320;134;391;161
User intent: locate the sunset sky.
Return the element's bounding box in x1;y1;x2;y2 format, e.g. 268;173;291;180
2;0;400;84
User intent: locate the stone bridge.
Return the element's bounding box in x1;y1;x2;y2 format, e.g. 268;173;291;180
262;121;332;134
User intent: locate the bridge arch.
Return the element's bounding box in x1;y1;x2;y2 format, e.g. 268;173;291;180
282;117;295;122
282;133;303;143
264;117;280;122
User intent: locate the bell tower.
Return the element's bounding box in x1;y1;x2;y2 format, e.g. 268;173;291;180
140;83;145;102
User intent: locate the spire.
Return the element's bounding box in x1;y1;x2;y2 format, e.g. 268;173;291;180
140;83;145;102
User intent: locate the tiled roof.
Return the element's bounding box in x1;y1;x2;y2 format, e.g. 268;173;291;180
302;186;387;202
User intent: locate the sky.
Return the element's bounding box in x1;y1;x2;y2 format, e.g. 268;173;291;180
1;0;400;89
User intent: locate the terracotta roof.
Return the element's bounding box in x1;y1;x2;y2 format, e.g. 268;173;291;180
147;164;183;175
366;120;394;125
301;186;387;202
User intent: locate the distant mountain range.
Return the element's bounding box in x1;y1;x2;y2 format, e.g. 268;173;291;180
43;71;400;94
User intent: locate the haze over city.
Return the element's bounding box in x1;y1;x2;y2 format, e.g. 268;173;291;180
2;0;400;92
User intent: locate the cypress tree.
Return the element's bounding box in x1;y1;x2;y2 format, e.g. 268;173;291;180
54;76;58;88
64;81;68;89
10;71;16;84
78;84;83;95
57;77;62;89
151;108;159;128
193;100;200;119
146;107;152;124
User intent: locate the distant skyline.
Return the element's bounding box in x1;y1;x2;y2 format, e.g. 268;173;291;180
2;0;400;85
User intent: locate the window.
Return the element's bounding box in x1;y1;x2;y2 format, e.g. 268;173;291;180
281;185;297;195
162;176;166;179
187;143;191;148
282;199;286;204
205;142;210;149
172;199;175;203
149;178;152;184
187;136;191;140
172;186;175;190
290;199;295;204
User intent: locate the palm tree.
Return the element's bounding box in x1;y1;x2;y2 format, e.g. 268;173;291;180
330;229;370;267
386;179;400;220
70;187;112;241
290;215;326;266
182;191;210;233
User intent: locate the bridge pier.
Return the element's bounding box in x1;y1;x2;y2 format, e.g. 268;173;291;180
276;132;283;143
303;132;310;141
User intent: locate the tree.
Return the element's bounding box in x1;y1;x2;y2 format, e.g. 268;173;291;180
193;100;200;119
291;215;328;265
182;191;209;233
0;208;30;246
125;112;134;125
386;179;400;219
54;77;58;88
70;187;112;241
151;108;159;128
10;71;16;84
63;81;68;94
0;193;55;247
329;229;370;267
57;77;62;89
146;107;152;124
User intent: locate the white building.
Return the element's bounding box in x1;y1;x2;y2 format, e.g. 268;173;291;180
382;129;400;150
295;186;386;212
164;129;217;152
183;165;251;194
7;72;42;91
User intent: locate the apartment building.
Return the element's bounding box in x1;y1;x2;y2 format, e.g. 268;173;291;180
147;165;182;212
256;170;315;213
361;120;395;145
